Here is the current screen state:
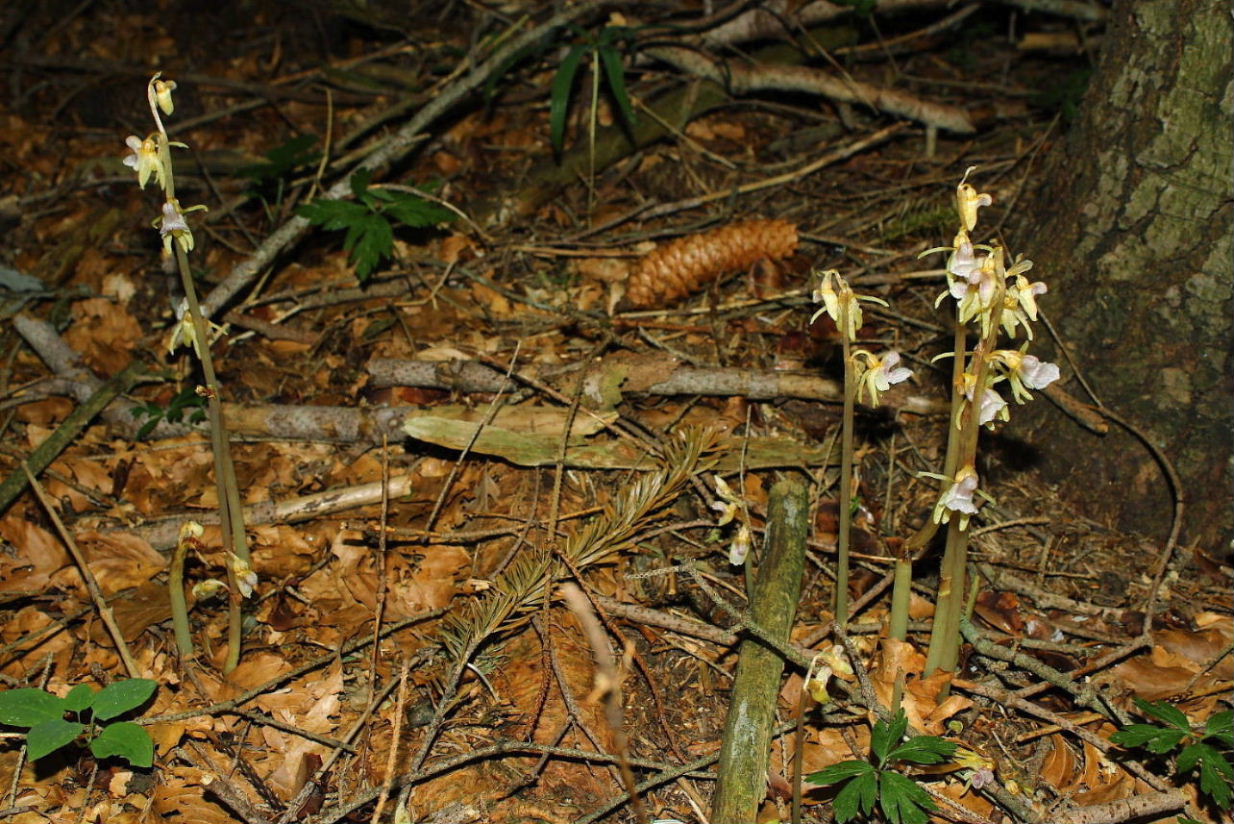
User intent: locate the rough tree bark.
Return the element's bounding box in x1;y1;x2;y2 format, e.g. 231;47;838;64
1014;0;1232;551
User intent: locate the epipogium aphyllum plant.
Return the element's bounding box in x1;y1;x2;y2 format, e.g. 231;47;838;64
123;75;252;671
807;171;1058;677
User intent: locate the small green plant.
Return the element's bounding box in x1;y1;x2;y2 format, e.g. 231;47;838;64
297;169;456;282
1110;699;1233;810
0;679;157;768
548;22;637;155
806;709;957;824
132;385;207;438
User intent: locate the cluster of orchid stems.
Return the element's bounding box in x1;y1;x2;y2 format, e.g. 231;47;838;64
124;75;250;673
708;171;1059;694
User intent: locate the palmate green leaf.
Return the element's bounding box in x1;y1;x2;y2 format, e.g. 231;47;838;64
806;759;875;786
1199;754;1233;809
1144;728;1189;755
550;43;588;153
0;688;66;727
297;198;370;231
92;679;156;721
1111;723;1168;749
381;193;456;229
341;213;394;282
879;771;937;824
1135;697;1192;732
1206;710;1233;746
872;709;910;764
887;734;957;765
90;722;154;768
832;771;878;822
26;718;85;760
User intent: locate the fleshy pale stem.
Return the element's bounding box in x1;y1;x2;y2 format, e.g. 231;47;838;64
834;317;855;624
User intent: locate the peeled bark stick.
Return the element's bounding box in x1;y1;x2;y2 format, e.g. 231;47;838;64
711;477;810;824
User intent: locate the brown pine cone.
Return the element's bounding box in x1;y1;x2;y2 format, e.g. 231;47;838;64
625;219;798;308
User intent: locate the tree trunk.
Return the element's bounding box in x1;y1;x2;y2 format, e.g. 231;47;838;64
1013;0;1232;551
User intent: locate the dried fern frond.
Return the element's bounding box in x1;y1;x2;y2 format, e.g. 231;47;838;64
625;219;798;308
438;427;720;661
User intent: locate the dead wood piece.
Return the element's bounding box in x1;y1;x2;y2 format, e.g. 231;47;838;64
646;43;975;133
711;477;810;823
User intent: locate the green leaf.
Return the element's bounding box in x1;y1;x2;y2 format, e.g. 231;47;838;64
596;42;635;134
1135;698;1192;732
381;193;456;229
872;710;909;764
806;759;875;786
26;718;84;760
62;684;96;713
879;771;936;824
92;679;156;721
90;722;154;768
1199;755;1233;809
297;198;370;231
1206;710;1233;745
342;214;393;282
240;134;319;183
886;735;957;765
1145;728;1188;754
1111;724;1167;749
550;43;588;154
0;688;67;727
350;168;374;204
832;771;878;822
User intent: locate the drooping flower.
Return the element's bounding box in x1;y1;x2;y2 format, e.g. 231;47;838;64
711;475;742;526
933;465;982;527
1001;271;1048;338
153;77;177;115
810;270;888;342
122;134;165;189
229;552;258;598
992;346;1061;403
955;168;993;231
853;350;914;406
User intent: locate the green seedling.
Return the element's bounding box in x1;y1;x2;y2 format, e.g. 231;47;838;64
297;168;456;282
0;679;157;768
132;385;207;438
1110;699;1233;811
548;23;637;156
807;709;957;824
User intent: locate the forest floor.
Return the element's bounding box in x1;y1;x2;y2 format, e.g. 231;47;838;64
0;2;1229;824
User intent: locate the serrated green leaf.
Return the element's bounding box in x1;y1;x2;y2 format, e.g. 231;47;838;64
350;168;374;203
297;198;370;231
550;43;588;154
832;771;878;822
92;679;156;721
90;722;154;768
597;43;635;133
806;759;875;786
26;718;84;760
886;735;957;765
0;689;66;727
62;684;96;713
1199;755;1233;808
1135;698;1192;732
872;710;909;764
1177;743;1202;774
1111;724;1166;749
1145;729;1188;754
879;771;936;824
1206;710;1233;743
382;194;455;229
344;215;394;282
